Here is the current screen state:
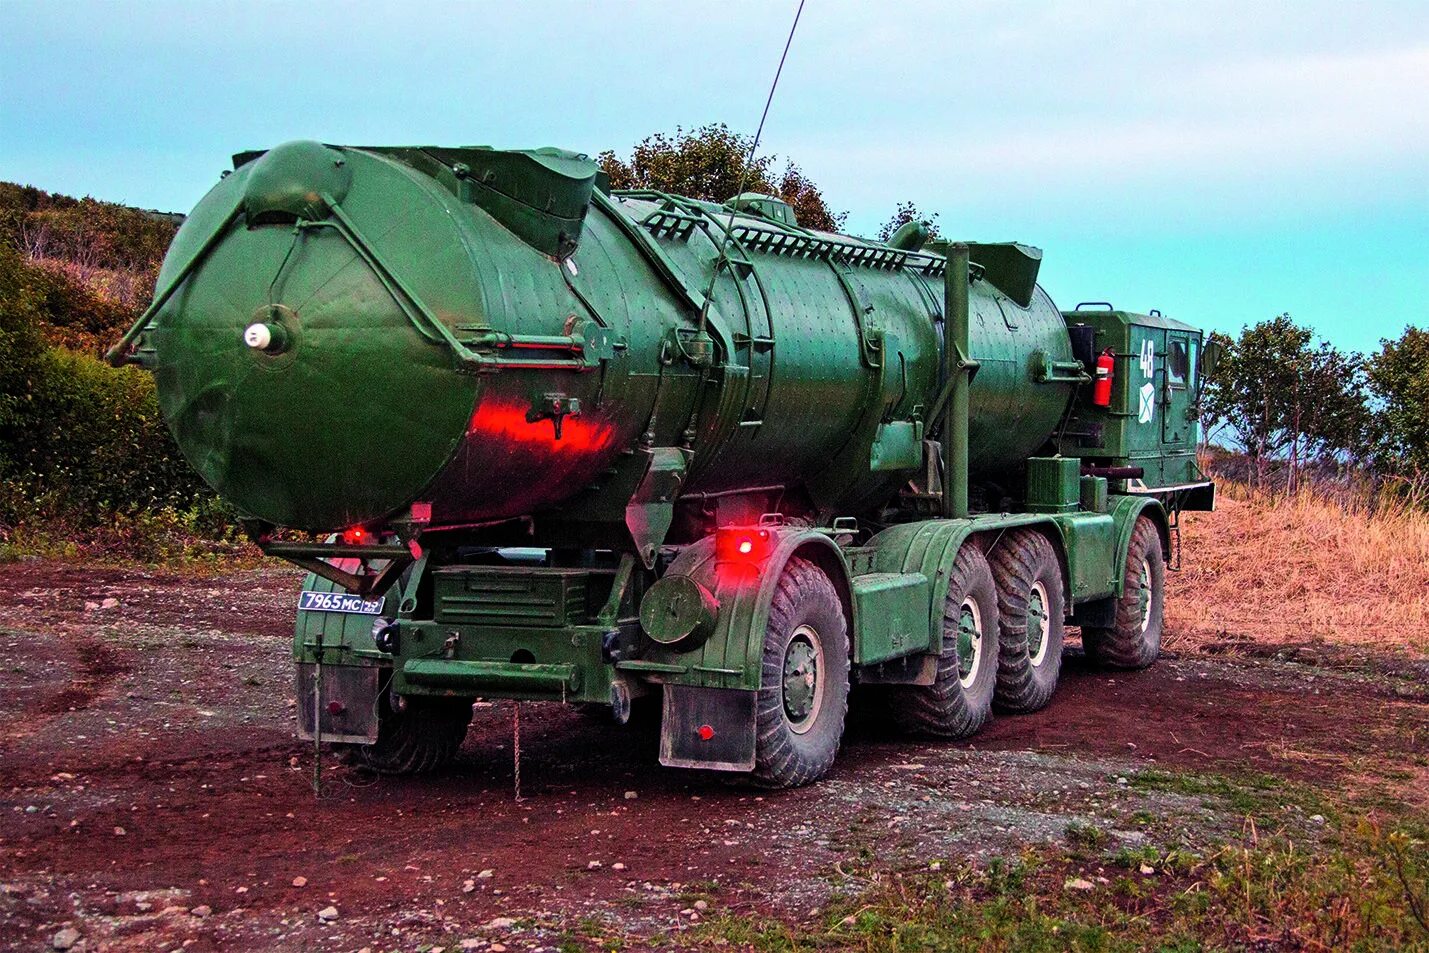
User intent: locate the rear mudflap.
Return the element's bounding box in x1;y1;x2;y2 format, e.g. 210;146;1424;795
295;663;383;744
658;685;756;772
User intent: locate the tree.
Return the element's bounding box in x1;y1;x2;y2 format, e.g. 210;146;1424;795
1202;314;1372;490
1367;325;1429;476
876;201;940;243
597;124;847;232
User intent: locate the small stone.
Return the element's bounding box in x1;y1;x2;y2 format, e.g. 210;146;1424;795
490;945;507;953
113;826;127;836
611;862;626;871
462;879;476;893
84;601;99;612
136;900;153;912
101;597;119;609
191;904;212;918
52;927;81;950
477;868;494;879
1065;877;1095;891
486;916;516;929
693;899;709;911
291;876;307;888
1139;864;1155;875
623;790;638;800
460;941;483;951
587;860;602;870
317;905;339;922
1309;814;1325;824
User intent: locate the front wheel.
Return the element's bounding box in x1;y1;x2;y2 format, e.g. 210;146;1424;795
752;557;851;788
1083;516;1165;670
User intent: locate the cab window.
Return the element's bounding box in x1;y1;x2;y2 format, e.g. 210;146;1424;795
1168;339;1189;386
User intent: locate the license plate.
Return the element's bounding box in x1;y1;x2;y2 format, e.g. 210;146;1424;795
298;591;385;615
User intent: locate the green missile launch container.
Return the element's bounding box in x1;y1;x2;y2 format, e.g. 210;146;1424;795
111;140;1215;788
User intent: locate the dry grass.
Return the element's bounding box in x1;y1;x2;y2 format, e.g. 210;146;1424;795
1166;478;1429;657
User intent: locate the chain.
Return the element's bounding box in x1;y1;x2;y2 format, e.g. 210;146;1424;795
312;645;323;798
512;701;523;802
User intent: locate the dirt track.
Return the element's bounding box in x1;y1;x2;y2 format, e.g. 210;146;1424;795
1;561;1425;952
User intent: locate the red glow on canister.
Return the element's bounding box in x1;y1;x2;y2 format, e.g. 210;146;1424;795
465;400;614;454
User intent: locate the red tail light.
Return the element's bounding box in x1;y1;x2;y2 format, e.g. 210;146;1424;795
716;527;772;564
341;526;368;546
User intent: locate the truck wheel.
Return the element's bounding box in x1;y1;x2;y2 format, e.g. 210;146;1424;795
752;557;850;788
991;530;1065;713
891;543;999;738
346;694;473;775
1083;516;1164;670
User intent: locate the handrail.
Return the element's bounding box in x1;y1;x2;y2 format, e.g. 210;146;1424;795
316;197;488;374
104;202;244;366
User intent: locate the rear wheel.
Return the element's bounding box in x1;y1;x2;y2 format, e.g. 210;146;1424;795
1083;516;1164;670
752;557;850;788
991;530;1065;713
344;694;473;774
890;543;999;738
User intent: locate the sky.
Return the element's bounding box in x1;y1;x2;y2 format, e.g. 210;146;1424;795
2;0;1425;353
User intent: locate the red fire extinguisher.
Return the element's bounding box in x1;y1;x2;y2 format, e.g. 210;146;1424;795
1092;349;1115;407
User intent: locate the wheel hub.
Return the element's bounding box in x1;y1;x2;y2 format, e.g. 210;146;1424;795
956;598;983;688
1027;580;1050;666
1137;558;1153;632
782;625;824;733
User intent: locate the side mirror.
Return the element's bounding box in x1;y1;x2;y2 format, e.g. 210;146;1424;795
1200;339;1226;379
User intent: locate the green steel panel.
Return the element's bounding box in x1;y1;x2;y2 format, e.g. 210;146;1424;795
1050;511;1118;602
1025;457;1080;513
849;572;932;665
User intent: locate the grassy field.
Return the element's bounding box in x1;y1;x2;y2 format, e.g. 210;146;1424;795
1167;478;1429;658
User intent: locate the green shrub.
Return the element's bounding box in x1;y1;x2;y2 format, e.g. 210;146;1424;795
1;242;244;561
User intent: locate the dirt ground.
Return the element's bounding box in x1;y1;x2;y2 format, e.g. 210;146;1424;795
1;561;1426;952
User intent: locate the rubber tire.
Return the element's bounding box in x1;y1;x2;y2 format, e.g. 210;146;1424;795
890;543;1000;739
991;530;1065;714
1083;516;1165;670
345;695;473;775
751;557;851;789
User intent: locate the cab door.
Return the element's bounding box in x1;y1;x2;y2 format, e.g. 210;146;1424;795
1161;330;1195;446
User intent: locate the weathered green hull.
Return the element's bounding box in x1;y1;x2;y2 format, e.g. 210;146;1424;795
141;142;1075;533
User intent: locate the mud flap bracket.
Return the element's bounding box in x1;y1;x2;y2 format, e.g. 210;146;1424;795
658;685;756;772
